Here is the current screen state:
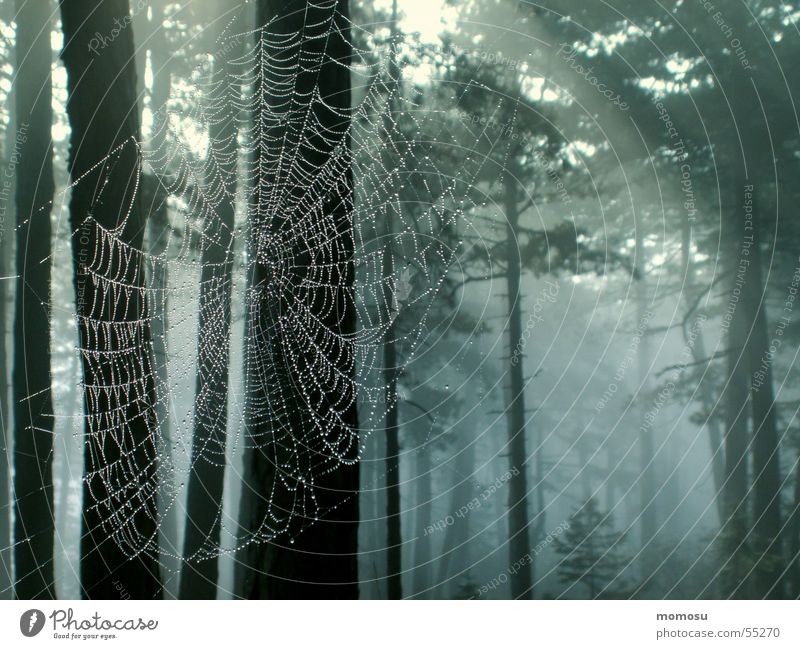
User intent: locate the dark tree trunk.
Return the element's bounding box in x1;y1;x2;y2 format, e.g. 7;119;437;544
181;40;239;599
235;0;359;599
681;216;725;524
412;444;432;597
384;305;402;598
790;456;800;596
503;166;533;599
382;0;403;600
716;3;783;599
436;435;475;596
59;0;162;599
719;177;754;598
0;147;11;599
13;0;55;599
742;184;783;598
719;178;783;599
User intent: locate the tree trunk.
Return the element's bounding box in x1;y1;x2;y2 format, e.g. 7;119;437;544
381;0;403;600
181;41;239;599
742;184;783;598
680;217;725;523
140;2;180;599
412;443;432;597
436;435;475;596
719;175;753;598
235;0;359;599
13;0;55;599
716;3;783;599
790;455;800;596
383;246;401;600
382;165;402;595
503;166;533;599
60;0;162;599
0;146;11;599
634;223;658;561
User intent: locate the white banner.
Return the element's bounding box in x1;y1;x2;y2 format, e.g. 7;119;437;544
0;600;797;648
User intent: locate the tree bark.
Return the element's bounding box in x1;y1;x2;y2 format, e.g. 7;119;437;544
680;217;725;524
60;0;162;599
382;0;403;600
718;3;784;600
742;184;783;598
181;33;239;599
384;316;401;598
503;164;533;599
0;145;12;599
719;175;754;598
235;0;359;599
13;0;55;599
790;456;800;596
436;434;475;596
412;441;432;597
635;215;658;569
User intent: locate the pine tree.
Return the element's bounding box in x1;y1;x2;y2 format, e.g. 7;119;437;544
554;498;631;599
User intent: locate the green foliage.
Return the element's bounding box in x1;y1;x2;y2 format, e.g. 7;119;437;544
554;498;632;598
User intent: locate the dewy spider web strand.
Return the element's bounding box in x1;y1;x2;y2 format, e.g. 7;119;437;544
9;2;515;575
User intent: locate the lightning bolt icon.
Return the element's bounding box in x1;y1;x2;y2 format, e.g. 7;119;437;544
28;612;37;632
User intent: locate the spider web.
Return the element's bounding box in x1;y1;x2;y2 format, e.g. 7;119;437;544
54;2;495;576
